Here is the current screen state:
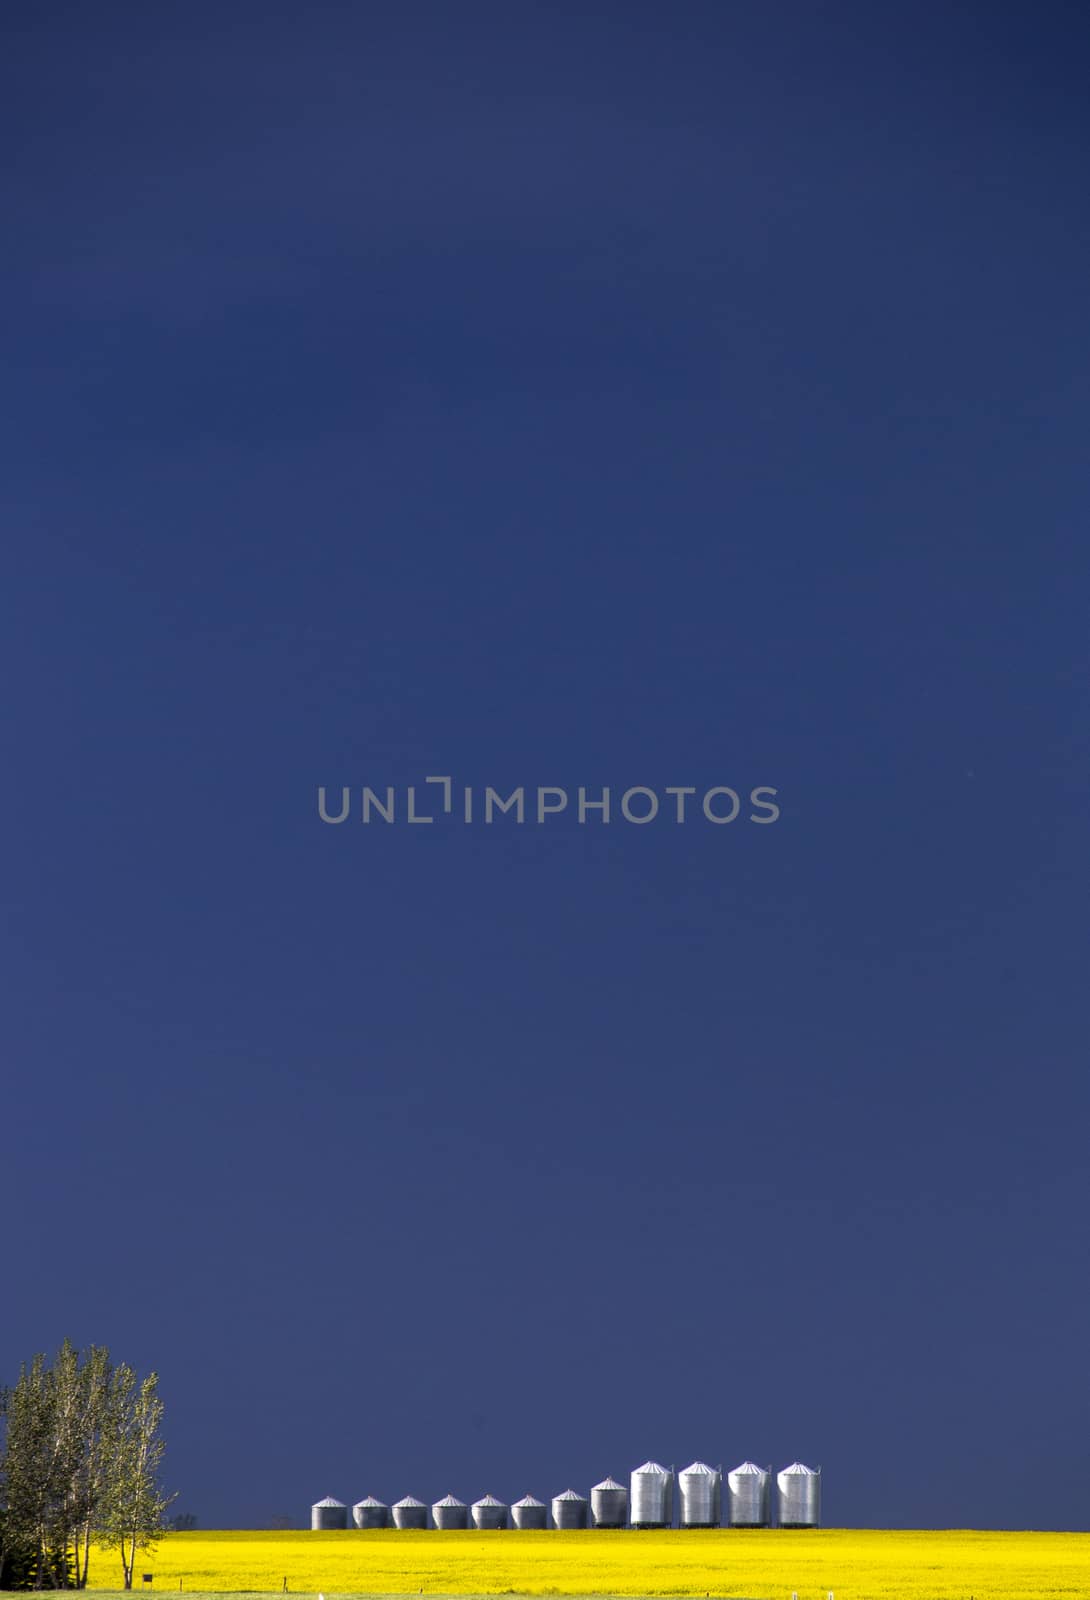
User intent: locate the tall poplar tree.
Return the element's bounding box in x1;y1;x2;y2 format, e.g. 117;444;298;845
0;1352;70;1589
96;1368;173;1591
70;1349;112;1591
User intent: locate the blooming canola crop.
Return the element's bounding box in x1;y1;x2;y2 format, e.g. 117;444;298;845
87;1527;1090;1600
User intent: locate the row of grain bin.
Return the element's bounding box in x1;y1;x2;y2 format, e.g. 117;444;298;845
313;1494;517;1531
311;1463;820;1530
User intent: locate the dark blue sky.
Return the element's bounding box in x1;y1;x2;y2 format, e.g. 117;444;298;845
3;0;1088;1531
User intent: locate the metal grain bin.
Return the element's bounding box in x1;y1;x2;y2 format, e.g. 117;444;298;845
392;1495;428;1530
630;1461;672;1528
590;1476;628;1528
777;1463;821;1528
311;1495;347;1531
726;1462;770;1528
352;1495;388;1530
678;1462;721;1528
432;1494;468;1530
512;1494;547;1530
551;1489;588;1530
471;1494;508;1530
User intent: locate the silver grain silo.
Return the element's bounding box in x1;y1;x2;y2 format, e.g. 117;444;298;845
678;1462;721;1528
352;1495;389;1530
630;1462;672;1529
471;1494;508;1530
392;1495;429;1530
311;1495;347;1531
726;1463;770;1528
590;1476;628;1528
432;1494;468;1531
551;1489;588;1530
512;1494;547;1530
776;1463;821;1528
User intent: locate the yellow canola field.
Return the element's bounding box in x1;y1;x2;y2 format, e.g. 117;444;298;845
87;1527;1090;1600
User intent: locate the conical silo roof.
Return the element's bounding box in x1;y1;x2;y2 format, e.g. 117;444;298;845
780;1461;817;1474
434;1494;465;1507
513;1494;544;1508
681;1461;716;1475
592;1475;625;1491
633;1460;669;1474
354;1496;387;1508
313;1495;345;1507
730;1461;765;1475
393;1494;426;1507
472;1493;506;1507
554;1488;586;1500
